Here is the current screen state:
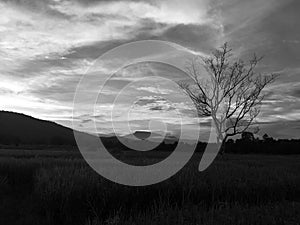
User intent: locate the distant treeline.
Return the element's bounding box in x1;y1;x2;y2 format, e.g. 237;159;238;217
196;133;300;155
223;138;300;155
158;138;300;155
224;133;300;154
101;133;300;155
0;132;299;155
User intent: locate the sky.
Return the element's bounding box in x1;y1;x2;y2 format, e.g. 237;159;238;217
0;0;299;140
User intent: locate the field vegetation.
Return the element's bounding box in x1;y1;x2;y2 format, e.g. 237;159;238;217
0;149;299;225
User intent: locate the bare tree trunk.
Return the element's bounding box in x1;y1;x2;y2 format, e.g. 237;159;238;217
220;136;228;155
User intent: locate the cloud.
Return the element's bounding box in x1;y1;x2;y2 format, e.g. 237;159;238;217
290;89;300;98
159;24;223;52
258;120;300;139
49;0;213;25
0;0;219;62
0;1;134;61
220;0;300;69
133;96;176;112
135;86;174;94
0;0;299;139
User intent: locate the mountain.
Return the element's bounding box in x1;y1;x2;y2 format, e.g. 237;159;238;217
0;111;77;146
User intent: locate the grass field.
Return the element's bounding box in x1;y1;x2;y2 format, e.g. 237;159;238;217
0;149;299;225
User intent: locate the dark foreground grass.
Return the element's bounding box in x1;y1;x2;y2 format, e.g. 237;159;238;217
0;150;299;225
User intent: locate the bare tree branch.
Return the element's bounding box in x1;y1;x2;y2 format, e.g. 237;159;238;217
178;43;277;152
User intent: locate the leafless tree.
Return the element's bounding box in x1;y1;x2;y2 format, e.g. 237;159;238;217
179;43;277;153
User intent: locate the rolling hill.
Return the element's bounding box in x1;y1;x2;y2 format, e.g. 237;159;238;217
0;111;77;146
0;111;178;148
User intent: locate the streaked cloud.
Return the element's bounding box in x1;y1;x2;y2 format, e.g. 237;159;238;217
0;0;299;139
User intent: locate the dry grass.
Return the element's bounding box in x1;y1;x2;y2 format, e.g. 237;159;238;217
0;150;299;225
